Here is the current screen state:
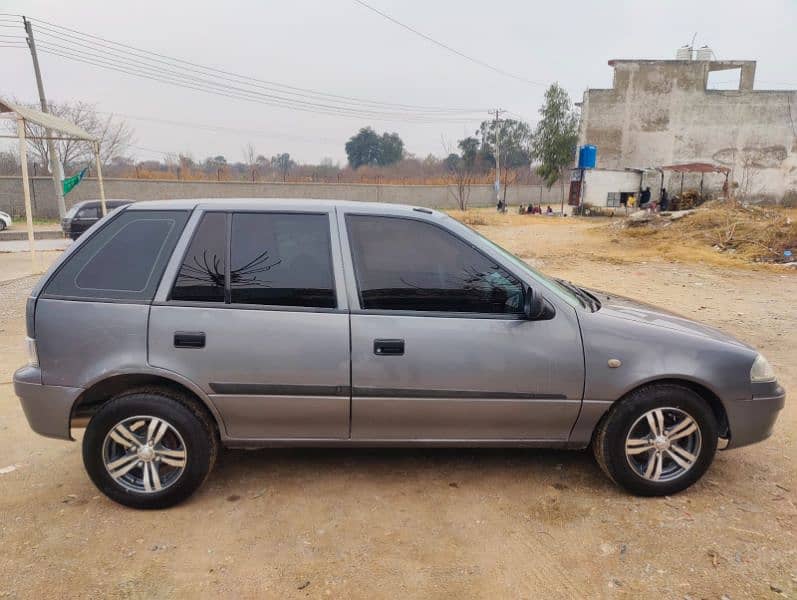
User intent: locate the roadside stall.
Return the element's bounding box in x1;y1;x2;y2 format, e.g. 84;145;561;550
659;163;730;210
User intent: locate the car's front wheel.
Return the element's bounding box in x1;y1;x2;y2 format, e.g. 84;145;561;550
83;389;218;509
593;383;718;496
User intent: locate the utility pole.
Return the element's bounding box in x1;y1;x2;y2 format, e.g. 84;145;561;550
490;108;505;212
23;16;66;220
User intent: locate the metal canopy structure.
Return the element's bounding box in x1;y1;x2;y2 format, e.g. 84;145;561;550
660;162;730;174
659;162;731;199
0;97;108;269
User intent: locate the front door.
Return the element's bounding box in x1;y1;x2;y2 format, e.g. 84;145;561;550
149;209;350;440
342;213;584;441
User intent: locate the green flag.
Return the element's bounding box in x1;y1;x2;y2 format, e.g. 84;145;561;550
62;167;88;196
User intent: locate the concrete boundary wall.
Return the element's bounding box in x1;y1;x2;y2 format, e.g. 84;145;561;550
0;176;568;218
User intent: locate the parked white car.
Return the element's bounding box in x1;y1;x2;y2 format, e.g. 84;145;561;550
0;211;12;231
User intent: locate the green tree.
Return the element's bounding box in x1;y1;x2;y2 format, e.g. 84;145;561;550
378;132;404;166
271;153;295;182
444;153;461;173
477;118;532;207
345;127;405;168
458;136;481;171
531;83;579;210
345;127;381;169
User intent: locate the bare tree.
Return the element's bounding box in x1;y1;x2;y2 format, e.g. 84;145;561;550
7;99;134;173
0;150;19;175
442;137;473;210
736;151;765;202
242;142;258;180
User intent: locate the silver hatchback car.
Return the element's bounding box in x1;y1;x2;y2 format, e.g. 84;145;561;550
15;199;785;508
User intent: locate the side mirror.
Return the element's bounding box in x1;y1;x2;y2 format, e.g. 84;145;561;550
523;285;554;320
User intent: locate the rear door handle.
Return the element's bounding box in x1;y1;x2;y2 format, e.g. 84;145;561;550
374;339;404;356
174;331;205;348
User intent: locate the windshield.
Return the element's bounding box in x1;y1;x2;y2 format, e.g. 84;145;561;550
457;220;592;310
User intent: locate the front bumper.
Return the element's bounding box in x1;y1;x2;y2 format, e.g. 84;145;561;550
724;382;786;449
14;366;82;441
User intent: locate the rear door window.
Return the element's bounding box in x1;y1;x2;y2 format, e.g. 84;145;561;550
43;210;189;302
230;212;336;308
171;212;228;303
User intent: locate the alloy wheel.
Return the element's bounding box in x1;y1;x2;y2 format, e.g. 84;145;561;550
102;415;187;493
625;407;702;482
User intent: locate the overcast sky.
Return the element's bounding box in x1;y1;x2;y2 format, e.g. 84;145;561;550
4;0;796;165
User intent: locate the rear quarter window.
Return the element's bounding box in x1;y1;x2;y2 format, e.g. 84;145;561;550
43;210;189;302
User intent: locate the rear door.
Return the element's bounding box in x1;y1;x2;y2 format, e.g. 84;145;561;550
149;208;351;440
341;211;584;441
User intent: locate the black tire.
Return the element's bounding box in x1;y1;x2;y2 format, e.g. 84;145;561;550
83;388;218;509
593;384;718;496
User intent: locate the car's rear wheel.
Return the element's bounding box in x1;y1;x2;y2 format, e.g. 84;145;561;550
0;220;6;231
83;389;218;509
593;384;718;496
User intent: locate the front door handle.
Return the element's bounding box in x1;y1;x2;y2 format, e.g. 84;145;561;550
374;339;404;356
174;331;206;348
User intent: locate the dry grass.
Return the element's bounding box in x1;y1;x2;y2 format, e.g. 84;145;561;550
619;201;797;264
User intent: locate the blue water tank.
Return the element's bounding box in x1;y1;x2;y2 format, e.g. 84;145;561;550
578;145;597;169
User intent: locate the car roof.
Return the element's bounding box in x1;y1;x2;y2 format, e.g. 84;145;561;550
125;198;443;217
72;199;133;209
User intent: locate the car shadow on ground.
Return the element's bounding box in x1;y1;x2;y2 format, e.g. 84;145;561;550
206;446;614;493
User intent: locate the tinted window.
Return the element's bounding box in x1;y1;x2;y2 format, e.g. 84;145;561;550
171;212;227;303
230;213;335;308
43;210;189;301
346;215;524;314
76;206;100;219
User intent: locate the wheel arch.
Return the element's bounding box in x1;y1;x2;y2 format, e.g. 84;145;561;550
606;377;730;440
70;371;224;437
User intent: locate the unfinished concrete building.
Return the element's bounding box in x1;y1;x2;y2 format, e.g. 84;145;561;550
578;58;797;201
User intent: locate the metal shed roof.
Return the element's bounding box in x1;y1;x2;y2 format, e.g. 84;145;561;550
660;162;730;174
0;97;97;142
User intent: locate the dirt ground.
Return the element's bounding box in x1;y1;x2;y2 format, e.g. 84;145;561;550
0;214;795;599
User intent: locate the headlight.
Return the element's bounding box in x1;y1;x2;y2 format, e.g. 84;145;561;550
750;354;776;382
25;337;38;367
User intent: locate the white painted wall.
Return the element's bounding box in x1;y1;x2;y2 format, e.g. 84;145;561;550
581;170;642;207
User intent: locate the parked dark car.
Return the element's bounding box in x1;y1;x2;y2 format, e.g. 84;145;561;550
16;199;785;509
62;200;132;240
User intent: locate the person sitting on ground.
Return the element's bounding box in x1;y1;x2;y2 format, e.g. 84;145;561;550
546;205;553;215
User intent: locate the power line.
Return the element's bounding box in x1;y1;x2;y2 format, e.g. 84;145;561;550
34;43;483;124
30;33;479;122
94;110;341;145
352;0;548;87
25;16;488;115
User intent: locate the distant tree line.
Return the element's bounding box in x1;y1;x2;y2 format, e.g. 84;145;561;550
1;84;581;207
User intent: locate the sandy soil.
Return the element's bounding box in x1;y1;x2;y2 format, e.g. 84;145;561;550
0;215;794;599
0;250;62;284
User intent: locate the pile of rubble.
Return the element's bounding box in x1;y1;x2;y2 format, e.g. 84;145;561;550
617;201;796;264
624;209;695;227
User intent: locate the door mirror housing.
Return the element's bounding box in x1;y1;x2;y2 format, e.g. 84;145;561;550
523;285;555;320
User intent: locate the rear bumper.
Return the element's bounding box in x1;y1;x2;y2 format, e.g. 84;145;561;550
14;366;82;441
724;383;786;449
